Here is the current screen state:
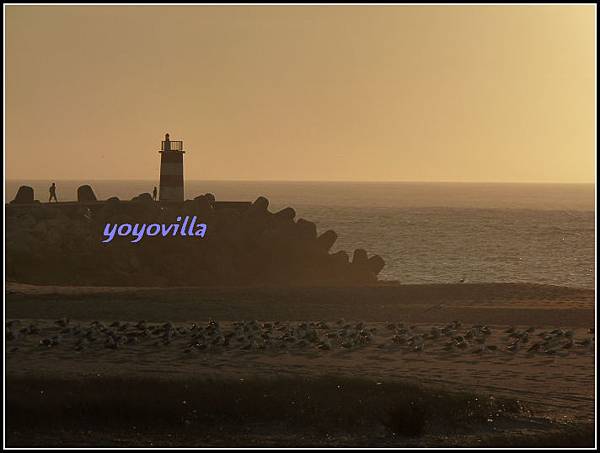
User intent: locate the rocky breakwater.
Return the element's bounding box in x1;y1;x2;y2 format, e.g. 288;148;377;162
6;185;386;286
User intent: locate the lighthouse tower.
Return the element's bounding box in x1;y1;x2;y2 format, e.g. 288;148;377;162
158;133;185;202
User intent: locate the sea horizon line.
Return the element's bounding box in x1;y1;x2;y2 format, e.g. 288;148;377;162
6;179;595;185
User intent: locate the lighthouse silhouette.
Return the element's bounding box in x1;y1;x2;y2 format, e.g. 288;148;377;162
158;133;185;201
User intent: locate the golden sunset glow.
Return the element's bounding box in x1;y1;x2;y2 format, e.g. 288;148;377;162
5;5;596;182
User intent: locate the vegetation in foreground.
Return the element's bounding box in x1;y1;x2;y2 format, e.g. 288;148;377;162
6;375;593;447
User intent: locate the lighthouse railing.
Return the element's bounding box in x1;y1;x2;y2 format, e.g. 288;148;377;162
161;140;184;151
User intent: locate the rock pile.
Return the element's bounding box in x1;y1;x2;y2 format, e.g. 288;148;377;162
77;185;97;202
5;187;386;286
10;185;36;204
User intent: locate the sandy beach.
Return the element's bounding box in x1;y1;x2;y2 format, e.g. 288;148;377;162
5;282;595;447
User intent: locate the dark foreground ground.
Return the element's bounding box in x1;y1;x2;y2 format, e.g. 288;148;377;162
5;283;596;447
6;375;594;448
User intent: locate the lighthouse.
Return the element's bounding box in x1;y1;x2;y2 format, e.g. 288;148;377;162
158;133;185;202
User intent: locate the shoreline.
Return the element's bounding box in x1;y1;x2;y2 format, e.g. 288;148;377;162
5;280;594;292
6;281;594;327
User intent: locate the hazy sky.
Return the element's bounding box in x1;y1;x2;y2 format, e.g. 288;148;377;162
5;5;596;182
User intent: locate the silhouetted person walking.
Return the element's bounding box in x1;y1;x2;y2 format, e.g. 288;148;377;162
49;182;58;202
153;186;158;201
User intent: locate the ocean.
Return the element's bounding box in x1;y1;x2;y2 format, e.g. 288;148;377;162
5;180;595;289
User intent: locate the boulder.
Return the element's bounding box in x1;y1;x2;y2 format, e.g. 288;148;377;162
132;193;153;202
352;248;369;267
196;196;215;217
77;185;97;202
367;255;386;275
328;250;351;282
243;196;271;236
296;218;317;240
270;208;297;236
330;250;350;265
250;196;269;212
347;249;378;284
273;207;296;222
316;230;337;251
11;186;34;204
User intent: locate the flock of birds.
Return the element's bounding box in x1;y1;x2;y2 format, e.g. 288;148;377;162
5;318;595;357
386;321;594;355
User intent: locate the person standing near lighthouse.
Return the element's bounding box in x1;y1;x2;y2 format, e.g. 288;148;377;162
49;182;58;202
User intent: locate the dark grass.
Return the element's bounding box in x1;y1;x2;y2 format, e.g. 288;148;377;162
6;375;521;433
7;374;592;447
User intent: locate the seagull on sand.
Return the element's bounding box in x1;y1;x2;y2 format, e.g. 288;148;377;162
575;338;593;348
506;341;520;352
443;340;456;352
471;344;489;354
317;341;331;351
527;343;541;353
55;318;70;327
